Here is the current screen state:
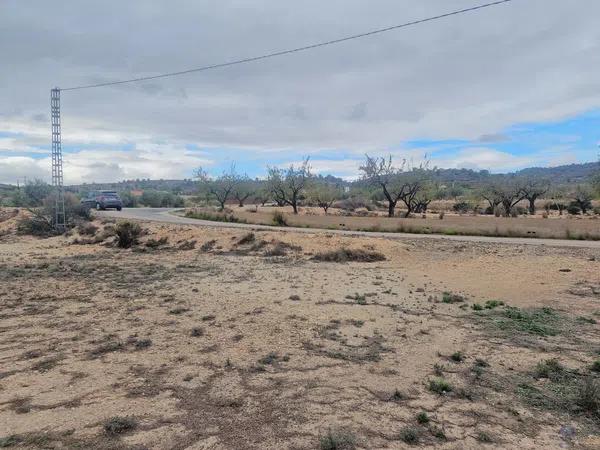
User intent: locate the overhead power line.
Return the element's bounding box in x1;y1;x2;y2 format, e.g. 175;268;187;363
61;0;514;91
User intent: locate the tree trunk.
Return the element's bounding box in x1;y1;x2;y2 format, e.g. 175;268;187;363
528;198;536;215
292;202;298;214
502;200;511;217
387;201;396;217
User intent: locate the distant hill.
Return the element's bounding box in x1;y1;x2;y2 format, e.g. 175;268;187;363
66;179;198;194
514;162;599;184
3;162;596;192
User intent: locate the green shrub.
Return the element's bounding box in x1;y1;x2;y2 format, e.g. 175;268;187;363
272;210;288;226
442;292;465;304
485;300;504;309
495;307;559;336
429;377;452;394
452;201;471;213
115;221;142;248
451;351;465;362
185;209;245;223
534;358;565;381
416;412;429;424
399;427;419;444
319;429;356;450
103;416;136;435
567;203;581;215
575;377;600;417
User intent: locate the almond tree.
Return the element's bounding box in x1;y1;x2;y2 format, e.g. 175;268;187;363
493;179;526;217
519;178;549;215
478;183;503;214
359;155;409;217
360;155;429;217
194;164;242;210
572;185;593;214
232;177;254;207
266;158;311;214
308;184;342;214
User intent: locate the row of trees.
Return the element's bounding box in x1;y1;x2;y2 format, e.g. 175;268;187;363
195;155;600;217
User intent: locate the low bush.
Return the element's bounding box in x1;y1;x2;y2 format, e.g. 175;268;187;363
115;221;142;248
145;236;168;248
77;222;98;236
399;426;419;444
416;412;429;424
272;211;288;226
453;201;471;214
185;209;245;223
442;292;465;304
236;232;255;245
312;248;386;263
319;429;357;450
16;211;55;237
567;203;581;215
103;416;136;435
494;306;559;336
575;377;600;417
429;377;452;394
535;358;565;381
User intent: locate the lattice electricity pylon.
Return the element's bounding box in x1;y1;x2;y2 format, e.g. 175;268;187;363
51;88;66;231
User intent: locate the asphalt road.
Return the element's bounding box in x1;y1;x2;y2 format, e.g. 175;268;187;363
96;208;600;249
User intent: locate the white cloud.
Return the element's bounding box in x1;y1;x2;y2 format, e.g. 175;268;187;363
432;148;534;172
0;143;212;185
1;0;600;180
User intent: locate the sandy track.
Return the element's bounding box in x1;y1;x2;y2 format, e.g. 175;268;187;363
98;207;600;249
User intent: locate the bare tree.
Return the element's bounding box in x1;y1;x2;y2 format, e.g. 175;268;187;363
478;183;502;214
519;178;549;215
572;185;593;214
360;155;431;217
308;184;341;214
194;165;241;210
359;155;409;217
549;186;568;215
410;182;436;213
266;158;311;214
399;171;430;217
493;179;526;217
253;188;271;207
232;177;254;207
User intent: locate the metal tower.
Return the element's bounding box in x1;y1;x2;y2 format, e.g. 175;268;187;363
51;88;66;231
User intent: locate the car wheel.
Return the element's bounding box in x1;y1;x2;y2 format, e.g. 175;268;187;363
117;206;122;211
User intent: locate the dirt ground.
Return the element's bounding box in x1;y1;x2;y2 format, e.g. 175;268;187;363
215;206;600;241
1;212;600;449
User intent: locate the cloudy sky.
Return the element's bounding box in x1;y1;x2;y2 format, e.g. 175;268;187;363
1;0;599;184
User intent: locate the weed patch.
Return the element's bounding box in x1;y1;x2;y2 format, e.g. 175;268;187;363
319;429;356;450
429;377;453;394
312;248;386;263
489;306;561;336
442;292;465;304
103;416;136;435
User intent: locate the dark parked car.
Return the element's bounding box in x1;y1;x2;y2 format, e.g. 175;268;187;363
81;190;123;210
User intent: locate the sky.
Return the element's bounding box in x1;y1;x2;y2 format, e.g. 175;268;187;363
1;0;599;185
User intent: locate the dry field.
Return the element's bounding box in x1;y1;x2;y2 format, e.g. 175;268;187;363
1;211;600;449
206;206;600;241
